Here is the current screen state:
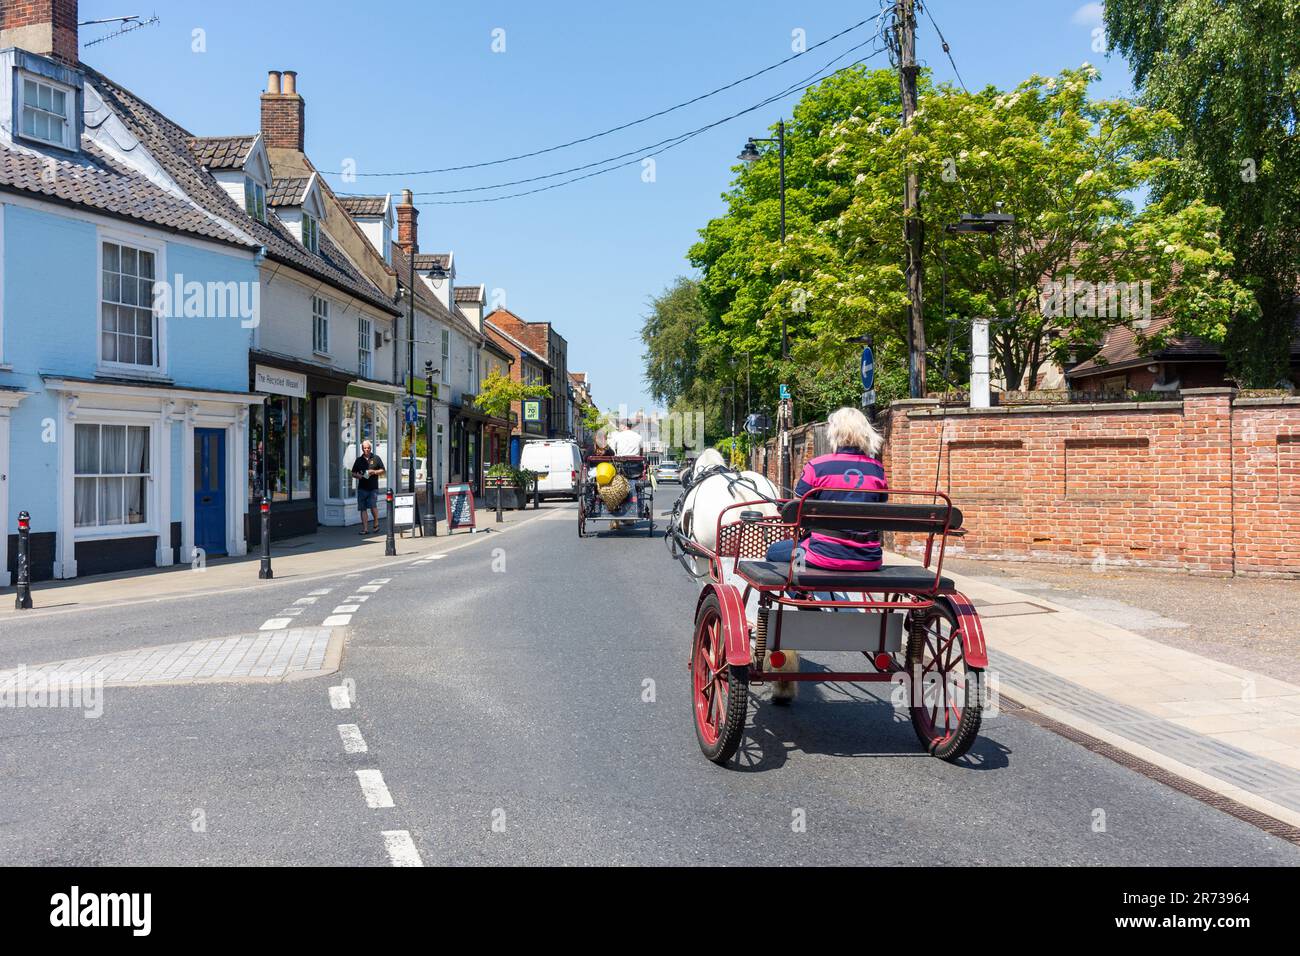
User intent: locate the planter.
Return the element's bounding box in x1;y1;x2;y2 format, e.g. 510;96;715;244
484;485;528;511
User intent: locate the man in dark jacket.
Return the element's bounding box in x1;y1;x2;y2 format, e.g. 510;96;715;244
351;439;386;534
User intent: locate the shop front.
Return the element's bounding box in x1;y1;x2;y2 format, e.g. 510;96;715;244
320;381;401;526
249;362;316;543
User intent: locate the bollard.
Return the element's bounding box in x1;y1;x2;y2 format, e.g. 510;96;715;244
533;477;540;509
14;510;32;610
385;489;397;556
495;479;503;523
258;496;273;579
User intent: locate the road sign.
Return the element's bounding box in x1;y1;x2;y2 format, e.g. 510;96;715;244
779;384;790;400
403;401;419;425
860;389;876;408
860;346;875;391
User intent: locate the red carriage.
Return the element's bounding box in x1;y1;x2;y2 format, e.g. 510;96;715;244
577;454;655;538
684;490;987;765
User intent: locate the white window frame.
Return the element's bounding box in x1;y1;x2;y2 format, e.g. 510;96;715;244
312;295;330;355
97;228;166;376
302;213;319;253
18;70;74;150
72;418;159;539
358;317;373;379
440;329;450;385
244;178;267;223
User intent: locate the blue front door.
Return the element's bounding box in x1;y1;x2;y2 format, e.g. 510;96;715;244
194;428;227;557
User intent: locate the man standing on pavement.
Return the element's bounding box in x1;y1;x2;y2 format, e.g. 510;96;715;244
351;439;386;534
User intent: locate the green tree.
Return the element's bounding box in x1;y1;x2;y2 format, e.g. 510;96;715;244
1103;0;1299;386
474;371;549;421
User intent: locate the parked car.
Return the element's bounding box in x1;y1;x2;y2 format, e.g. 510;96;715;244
520;439;583;500
655;460;682;483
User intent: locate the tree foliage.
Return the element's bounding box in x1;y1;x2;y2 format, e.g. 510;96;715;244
474;371;550;421
1104;0;1299;385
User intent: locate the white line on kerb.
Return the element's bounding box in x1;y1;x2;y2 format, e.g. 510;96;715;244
356;769;395;808
328;685;352;710
337;723;368;753
381;830;423;867
322;614;352;627
260;618;292;630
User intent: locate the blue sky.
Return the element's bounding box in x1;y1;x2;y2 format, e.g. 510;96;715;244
79;1;1130;414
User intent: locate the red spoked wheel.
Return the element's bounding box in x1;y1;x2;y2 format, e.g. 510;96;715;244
691;592;749;765
905;599;982;761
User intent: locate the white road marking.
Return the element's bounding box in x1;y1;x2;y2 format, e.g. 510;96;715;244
333;604;361;614
260;618;292;631
278;608;304;616
328;685;352;709
337;723;368;753
345;595;370;602
428;554;447;560
309;589;333;596
368;578;392;584
381;830;423;867
357;585;382;593
294;597;319;606
355;769;395;808
322;614;352;627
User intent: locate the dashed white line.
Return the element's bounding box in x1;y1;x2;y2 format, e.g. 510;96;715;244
333;604;361;614
322;614;352;627
381;830;423;867
294;596;319;606
259;618;292;631
357;585;382;593
368;578;392;584
309;588;334;596
355;769;395;808
328;685;352;709
337;723;368;753
278;608;304;616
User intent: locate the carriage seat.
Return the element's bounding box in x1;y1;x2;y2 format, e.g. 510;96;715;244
736;560;953;592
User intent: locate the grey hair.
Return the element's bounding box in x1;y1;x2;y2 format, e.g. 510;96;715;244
826;406;883;456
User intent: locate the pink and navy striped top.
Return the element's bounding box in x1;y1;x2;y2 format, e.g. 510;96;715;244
796;447;888;571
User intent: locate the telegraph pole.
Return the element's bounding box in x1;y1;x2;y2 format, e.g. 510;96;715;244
897;0;926;398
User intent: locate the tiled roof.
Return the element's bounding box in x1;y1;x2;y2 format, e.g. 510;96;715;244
267;177;309;207
340;195;388;217
454;284;484;303
414;253;451;272
1068;313;1300;377
80;66;399;316
0;141;252;246
188;135;256;170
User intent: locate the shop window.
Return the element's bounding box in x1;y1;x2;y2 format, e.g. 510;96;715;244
75;424;149;529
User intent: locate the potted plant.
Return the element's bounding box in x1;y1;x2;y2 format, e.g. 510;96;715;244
484;463;537;510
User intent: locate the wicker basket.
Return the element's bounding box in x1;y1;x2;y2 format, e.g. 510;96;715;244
598;473;630;511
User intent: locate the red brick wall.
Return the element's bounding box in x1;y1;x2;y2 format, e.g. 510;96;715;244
1;0;79;62
754;391;1300;577
260;92;305;150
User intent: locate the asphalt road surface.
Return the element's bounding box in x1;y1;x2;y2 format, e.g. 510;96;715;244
2;488;1297;866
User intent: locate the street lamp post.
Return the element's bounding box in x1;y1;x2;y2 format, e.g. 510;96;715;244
422;360;438;536
944;211;1016;408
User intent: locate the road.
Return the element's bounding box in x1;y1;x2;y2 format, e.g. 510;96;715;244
1;488;1297;866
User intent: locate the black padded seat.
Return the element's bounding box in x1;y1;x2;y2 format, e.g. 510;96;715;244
737;559;953;592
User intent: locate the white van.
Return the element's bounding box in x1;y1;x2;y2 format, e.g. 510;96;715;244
519;439;583;500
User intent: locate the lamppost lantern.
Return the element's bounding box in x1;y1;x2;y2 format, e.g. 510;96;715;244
737;139;762;163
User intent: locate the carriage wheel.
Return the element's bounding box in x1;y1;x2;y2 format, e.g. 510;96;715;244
691;593;749;765
577;495;587;537
905;599;982;761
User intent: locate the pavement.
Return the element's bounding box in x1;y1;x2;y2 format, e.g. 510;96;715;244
0;489;1297;865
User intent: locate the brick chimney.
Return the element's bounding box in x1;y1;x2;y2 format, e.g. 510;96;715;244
260;68;305;150
395;188;418;253
0;0;80;64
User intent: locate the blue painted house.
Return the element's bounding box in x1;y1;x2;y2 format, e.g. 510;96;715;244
0;8;263;580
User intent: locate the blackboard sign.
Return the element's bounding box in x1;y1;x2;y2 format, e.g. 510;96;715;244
446;484;476;533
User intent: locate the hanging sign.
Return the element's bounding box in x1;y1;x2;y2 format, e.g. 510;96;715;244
445;483;476;532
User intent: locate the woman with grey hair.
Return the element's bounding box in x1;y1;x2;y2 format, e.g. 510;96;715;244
765;406;887;570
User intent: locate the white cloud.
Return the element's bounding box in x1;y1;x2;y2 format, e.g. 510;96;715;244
1071;2;1105;26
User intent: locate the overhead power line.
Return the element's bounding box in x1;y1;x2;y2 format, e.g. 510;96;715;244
322;13;883;179
919;0;970;93
414;46;889;205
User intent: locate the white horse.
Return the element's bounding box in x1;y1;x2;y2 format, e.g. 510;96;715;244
678;448;799;700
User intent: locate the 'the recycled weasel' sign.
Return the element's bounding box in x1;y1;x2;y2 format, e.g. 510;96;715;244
445;483;476;532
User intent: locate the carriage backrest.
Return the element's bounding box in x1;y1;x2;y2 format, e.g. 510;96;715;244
778;499;962;536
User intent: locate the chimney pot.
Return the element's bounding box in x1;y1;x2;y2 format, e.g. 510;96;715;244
402;188;414;205
260;68;305;151
396;189;419;254
267;70;282;94
282;70;298;95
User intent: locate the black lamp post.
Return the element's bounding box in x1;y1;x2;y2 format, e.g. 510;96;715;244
739;120;787;358
422;360;438;536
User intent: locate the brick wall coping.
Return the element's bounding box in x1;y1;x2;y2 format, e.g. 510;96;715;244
1180;387;1237;396
903;400;1183;418
1233;396;1300;407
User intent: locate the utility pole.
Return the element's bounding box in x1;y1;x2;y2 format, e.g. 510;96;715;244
897;0;926;398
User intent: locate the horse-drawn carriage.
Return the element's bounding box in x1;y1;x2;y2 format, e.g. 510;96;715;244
672;469;986;766
577;455;654;537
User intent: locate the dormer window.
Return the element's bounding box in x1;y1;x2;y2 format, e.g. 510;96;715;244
244;178;266;223
20;74;73;149
302;214;319;254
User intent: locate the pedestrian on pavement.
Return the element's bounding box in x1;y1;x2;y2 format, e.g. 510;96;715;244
351;439;386;534
765;406;887;571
